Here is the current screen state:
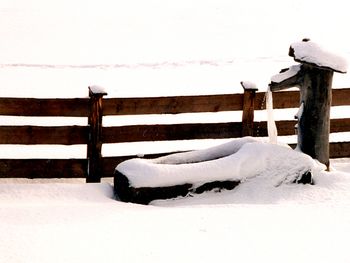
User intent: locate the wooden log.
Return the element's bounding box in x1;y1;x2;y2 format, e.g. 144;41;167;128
87;87;107;183
114;170;240;205
0;98;89;116
0;125;88;145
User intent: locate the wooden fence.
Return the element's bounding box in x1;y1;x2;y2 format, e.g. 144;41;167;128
0;87;350;182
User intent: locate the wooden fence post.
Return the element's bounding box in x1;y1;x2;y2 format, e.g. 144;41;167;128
87;86;107;183
241;81;258;137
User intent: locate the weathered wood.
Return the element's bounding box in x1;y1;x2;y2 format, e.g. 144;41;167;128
332;88;350;106
0;125;88;145
256;90;300;109
297;66;333;168
241;85;258;136
0;159;87;178
255;88;350;110
330;118;350;133
103;94;243;116
102;122;243;143
254;120;297;137
0;98;89;116
329;142;350;158
114;170;240;205
87;88;107;183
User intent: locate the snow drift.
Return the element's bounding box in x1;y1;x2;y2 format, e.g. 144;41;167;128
115;137;325;204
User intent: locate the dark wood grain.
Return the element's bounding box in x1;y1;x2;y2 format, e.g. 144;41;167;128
103;94;243;116
102;122;243;143
0;125;88;145
0;98;89;116
0;159;87;178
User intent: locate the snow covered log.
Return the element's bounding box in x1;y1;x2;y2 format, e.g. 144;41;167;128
114;138;322;204
269;39;348;169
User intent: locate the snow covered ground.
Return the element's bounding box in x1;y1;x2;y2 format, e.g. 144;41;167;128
1;0;350;262
1;164;350;263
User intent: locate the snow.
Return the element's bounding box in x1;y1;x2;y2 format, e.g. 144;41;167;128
266;88;278;144
240;81;258;90
89;85;107;94
2;166;350;263
290;40;348;73
117;138;323;188
270;64;301;84
295;102;304;120
1;0;350;262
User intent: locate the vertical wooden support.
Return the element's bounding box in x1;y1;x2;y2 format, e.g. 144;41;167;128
241;82;258;137
87;87;107;183
298;66;333;169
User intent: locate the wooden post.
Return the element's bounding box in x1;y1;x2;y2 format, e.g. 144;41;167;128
269;39;347;170
298;66;333;169
241;81;258;137
87;86;107;183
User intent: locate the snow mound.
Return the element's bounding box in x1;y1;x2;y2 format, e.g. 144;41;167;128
240;81;258;90
116;137;325;188
289;40;348;73
270;64;301;84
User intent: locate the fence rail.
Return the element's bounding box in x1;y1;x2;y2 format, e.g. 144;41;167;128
0;87;350;181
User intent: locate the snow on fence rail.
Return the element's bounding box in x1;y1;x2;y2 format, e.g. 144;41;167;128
0;87;350;182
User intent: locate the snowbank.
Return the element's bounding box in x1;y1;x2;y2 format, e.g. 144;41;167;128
2;167;350;263
116;138;324;189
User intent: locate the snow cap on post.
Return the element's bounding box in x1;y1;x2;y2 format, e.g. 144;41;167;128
89;85;108;96
240;81;258;91
289;39;348;73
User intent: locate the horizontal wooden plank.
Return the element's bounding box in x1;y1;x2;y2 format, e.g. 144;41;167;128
0;98;89;117
103;94;244;116
0;159;87;178
329;142;350;158
330;118;350;133
102;122;243;143
255;88;350;110
0;125;88;145
0;119;347;146
255;90;300;110
254;118;350;137
253;120;297;137
332;88;350;106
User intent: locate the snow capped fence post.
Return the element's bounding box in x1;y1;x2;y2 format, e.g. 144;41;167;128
241;81;258;136
87;86;107;183
269;39;347;169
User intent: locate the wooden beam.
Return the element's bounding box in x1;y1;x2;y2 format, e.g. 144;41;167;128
103;94;243;116
255;91;300;110
0;98;89;117
332;88;350;106
102;122;243;143
0;159;87;178
0;125;88;145
329;142;350;158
